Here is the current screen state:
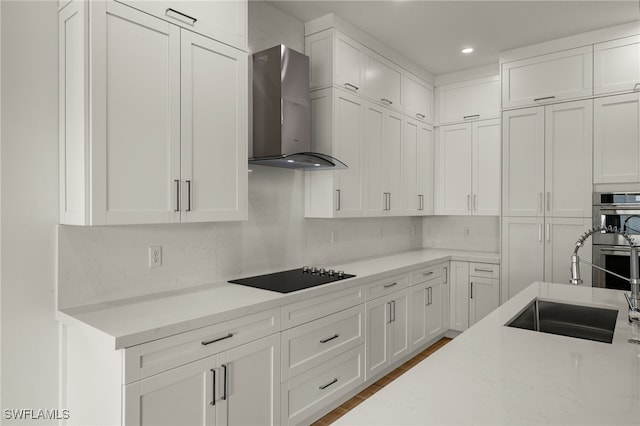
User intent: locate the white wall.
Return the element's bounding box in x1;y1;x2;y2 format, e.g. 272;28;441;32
58;1;422;308
1;1;60;423
423;215;500;252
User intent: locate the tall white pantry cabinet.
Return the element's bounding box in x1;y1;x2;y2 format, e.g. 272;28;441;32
59;0;248;226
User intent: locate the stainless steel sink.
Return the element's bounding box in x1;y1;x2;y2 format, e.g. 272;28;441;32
506;299;618;344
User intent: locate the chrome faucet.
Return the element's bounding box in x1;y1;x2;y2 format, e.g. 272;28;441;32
570;226;640;323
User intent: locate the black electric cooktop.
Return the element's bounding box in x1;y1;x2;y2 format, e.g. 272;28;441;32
228;267;355;293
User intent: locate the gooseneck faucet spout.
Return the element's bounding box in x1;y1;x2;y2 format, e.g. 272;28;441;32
570;226;640;323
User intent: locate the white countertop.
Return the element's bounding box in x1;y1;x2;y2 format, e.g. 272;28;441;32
57;248;499;349
335;282;640;426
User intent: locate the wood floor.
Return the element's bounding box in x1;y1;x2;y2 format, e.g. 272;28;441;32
311;337;453;426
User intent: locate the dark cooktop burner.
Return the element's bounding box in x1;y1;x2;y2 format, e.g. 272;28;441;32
228;267;355;293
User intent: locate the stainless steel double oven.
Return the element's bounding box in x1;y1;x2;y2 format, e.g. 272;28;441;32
592;192;640;290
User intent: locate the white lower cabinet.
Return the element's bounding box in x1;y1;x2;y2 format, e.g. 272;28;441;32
450;261;500;331
410;263;447;350
365;287;410;380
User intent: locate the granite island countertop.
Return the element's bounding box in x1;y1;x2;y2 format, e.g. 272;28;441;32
335;282;640;426
57;248;499;349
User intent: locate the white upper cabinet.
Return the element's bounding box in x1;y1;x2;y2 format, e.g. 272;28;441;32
403;119;433;215
402;73;433;123
115;0;247;50
364;50;403;109
436;120;500;216
59;0;247;225
501;46;593;109
335;31;366;93
594;92;640;184
306;88;365;218
435;76;500;125
594;35;640;96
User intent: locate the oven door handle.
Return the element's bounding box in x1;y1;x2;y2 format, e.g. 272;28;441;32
598;208;640;215
597;246;638;256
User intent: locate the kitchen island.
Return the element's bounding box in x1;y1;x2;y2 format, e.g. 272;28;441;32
335;282;640;426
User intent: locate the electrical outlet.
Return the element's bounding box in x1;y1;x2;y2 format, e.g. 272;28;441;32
149;246;162;268
463;227;471;239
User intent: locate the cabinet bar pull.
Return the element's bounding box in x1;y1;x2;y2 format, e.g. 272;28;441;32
174;179;180;212
201;333;233;346
467;194;471;212
428;286;433;305
538;224;542;243
443;266;448;284
463;114;480;120
475;268;493;273
422;271;434;277
165;8;197;25
473;194;477;212
320;334;340;344
186;180;192;212
210;369;216;406
416;113;426;119
319;378;338;390
381;98;393;105
634;83;640;92
384;282;398;288
418;194;424;211
534;96;556;102
546;223;551;243
387;302;393;324
344;83;359;92
391;300;396;322
546;192;550;212
538;193;543;212
470;282;474;299
335;189;341;211
221;364;228;401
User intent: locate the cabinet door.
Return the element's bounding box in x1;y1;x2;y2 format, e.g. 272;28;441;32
382;111;404;215
364;102;385;216
594;35;640;96
472;119;501;216
116;0;247;50
410;284;428;349
403;73;433;123
425;281;444;339
181;31;248;222
436;124;472;215
544;100;592;217
333;90;365;217
501;46;593;109
436;76;500;125
469;277;499;326
335;31;365;93
389;289;411;364
417;123;434;215
544;217;592;287
365;296;391;379
364;51;402;107
502;107;545;217
449;261;469;332
501;217;545;302
594;93;640;184
124;358;214;426
216;335;280;426
93;1;181;225
403;119;420;214
306;29;333;90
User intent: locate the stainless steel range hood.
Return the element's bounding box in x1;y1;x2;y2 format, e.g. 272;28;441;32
251;45;347;170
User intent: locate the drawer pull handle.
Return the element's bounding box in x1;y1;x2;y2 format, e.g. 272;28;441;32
383;282;398;288
422;271;434;277
165;8;197;25
174;179;180;212
381;98;393;105
534;96;556;102
463;114;480;120
319;378;338;390
201;333;233;346
634;83;640;92
344;83;359;92
210;369;216;406
320;334;340;344
474;268;493;273
416;113;426;119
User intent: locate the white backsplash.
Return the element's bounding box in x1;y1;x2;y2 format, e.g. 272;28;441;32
422;215;500;252
58;166;422;308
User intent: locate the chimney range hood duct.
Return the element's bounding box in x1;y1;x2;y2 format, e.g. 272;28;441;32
251;45;347;170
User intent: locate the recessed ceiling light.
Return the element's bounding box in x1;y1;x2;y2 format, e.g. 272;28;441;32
461;47;474;54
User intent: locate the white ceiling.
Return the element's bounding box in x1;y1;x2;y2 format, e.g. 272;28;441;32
266;0;640;76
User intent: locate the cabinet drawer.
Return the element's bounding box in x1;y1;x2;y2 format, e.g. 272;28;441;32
469;262;499;279
410;264;444;285
123;309;279;384
115;0;247;50
282;345;364;426
281;286;364;330
366;273;409;300
282;305;363;382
